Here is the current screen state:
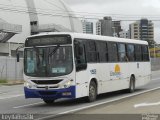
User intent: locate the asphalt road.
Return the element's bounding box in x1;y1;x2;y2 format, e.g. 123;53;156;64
0;71;160;120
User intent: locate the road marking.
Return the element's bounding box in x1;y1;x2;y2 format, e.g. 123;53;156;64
152;78;160;81
36;86;160;120
0;92;8;95
13;102;44;109
134;102;160;108
0;94;24;100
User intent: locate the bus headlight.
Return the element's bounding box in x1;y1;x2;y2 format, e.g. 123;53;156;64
64;80;72;88
24;81;33;89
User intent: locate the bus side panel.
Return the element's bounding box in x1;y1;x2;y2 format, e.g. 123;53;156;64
75;70;89;98
75;62;151;98
135;62;151;87
97;62;151;94
98;63;130;94
75;64;102;98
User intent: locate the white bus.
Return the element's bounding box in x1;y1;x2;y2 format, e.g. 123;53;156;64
17;32;151;104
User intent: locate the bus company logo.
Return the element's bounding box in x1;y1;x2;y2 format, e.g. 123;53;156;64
45;86;49;90
110;64;121;77
90;69;96;75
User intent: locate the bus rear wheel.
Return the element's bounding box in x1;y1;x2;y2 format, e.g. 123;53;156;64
43;99;55;104
128;76;135;93
86;81;97;102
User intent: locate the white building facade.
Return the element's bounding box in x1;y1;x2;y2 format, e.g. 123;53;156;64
96;21;102;35
82;20;93;34
119;30;129;38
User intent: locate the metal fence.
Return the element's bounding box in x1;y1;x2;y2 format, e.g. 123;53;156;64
151;58;160;71
0;57;23;80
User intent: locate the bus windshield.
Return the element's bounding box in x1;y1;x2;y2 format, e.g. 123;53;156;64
24;46;73;77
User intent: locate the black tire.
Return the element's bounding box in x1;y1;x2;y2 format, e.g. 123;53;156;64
128;76;135;93
43;99;55;104
86;81;97;102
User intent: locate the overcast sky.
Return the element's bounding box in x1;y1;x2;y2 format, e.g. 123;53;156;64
65;0;160;43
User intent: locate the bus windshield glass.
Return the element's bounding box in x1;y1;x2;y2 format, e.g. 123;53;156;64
24;46;73;77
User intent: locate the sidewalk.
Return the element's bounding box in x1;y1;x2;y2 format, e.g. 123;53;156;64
0;80;23;86
151;70;160;79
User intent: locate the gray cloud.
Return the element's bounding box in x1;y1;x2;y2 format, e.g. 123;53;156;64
65;0;141;5
65;0;160;15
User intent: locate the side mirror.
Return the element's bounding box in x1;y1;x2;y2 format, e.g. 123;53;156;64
16;44;24;63
16;53;20;62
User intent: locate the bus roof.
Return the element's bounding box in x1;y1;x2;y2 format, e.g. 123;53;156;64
28;32;148;45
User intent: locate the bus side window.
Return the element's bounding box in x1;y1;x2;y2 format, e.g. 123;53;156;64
118;43;127;62
74;39;87;71
86;40;98;63
96;41;108;62
142;45;149;61
127;44;135;62
108;42;118;62
135;45;142;61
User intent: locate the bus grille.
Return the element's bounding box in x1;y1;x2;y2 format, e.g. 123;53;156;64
31;80;63;85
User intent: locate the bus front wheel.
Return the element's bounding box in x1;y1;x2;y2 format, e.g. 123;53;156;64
128;76;135;93
86;81;97;102
43;99;55;104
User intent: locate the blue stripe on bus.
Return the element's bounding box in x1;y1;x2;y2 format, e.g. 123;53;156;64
24;86;76;100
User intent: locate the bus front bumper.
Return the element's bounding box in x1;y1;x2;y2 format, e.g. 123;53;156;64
24;86;76;100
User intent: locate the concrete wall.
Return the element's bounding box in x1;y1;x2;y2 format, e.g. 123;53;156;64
0;57;23;80
151;58;160;71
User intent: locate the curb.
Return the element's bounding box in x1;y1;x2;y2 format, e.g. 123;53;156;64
0;81;24;86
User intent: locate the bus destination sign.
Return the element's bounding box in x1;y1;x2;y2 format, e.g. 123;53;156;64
25;35;72;47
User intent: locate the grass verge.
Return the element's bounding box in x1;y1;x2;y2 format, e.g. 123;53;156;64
0;79;7;84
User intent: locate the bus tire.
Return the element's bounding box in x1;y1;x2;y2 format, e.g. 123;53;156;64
86;81;97;102
43;99;55;104
128;76;135;93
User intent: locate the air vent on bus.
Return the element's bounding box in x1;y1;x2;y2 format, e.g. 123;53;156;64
31;80;63;85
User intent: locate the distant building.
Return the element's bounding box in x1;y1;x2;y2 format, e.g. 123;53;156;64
96;21;102;35
129;19;154;45
112;21;122;37
82;20;93;34
119;30;129;38
96;17;122;37
100;17;113;36
96;17;113;36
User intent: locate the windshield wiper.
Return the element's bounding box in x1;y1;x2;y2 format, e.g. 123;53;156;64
48;45;60;57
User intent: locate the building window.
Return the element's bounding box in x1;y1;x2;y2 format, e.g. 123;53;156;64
30;21;38;26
